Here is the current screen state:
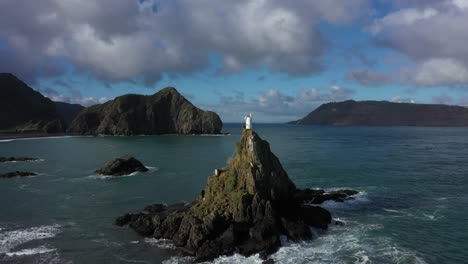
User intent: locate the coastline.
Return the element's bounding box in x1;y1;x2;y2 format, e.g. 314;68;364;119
0;133;70;141
0;132;231;141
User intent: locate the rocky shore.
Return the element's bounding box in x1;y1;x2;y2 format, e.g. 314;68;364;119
116;129;358;261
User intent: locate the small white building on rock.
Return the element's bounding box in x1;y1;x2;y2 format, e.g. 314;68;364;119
244;113;253;129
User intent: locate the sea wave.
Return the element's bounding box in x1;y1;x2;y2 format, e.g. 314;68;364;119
144;238;177;250
310;191;370;210
0;224;61;255
5;246;56;257
382;207;444;221
162;219;427;264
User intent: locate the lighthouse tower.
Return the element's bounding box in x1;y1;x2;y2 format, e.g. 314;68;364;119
244;113;253;130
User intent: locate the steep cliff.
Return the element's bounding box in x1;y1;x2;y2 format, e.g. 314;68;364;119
291;100;468;127
68;87;222;135
116;129;357;261
0;73;77;133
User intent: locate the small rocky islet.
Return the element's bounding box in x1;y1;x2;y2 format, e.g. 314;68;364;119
116;129;359;262
95;156;149;176
0;171;37;178
0;157;40;162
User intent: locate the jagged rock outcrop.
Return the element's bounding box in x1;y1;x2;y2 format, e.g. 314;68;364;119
0;171;37;178
116;129;358;261
96;156;148;176
0;73;84;134
291;100;468;126
68;87;222;135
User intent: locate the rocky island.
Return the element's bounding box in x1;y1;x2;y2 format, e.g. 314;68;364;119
116;129;358;262
96;156;149;176
68;87;222;135
291;100;468;126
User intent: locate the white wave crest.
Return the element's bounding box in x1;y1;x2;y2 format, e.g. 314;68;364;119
5;246;56;256
144;238;177;249
0;224;61;254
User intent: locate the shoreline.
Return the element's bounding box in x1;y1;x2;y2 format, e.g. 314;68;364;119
0;132;231;141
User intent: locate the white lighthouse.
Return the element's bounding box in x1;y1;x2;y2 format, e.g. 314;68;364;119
244;113;253;129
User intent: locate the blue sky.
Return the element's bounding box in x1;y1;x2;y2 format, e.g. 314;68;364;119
1;0;468;122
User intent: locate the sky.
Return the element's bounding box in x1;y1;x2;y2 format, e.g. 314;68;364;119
1;0;468;122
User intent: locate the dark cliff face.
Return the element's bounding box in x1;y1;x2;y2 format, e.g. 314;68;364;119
67;87;222;135
0;73;82;133
292;100;468;127
54;102;85;127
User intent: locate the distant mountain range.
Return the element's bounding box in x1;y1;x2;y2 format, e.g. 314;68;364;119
291;100;468;127
0;73;222;137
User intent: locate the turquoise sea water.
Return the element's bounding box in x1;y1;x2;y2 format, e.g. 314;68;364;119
0;124;467;264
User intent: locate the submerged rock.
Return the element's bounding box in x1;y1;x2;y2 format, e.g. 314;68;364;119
96;156;148;176
0;171;37;178
0;157;39;162
116;129;357;261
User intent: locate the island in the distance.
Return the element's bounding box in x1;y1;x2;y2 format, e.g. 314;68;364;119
116;128;358;262
291;100;468;126
68;87;222;135
0;73;223;138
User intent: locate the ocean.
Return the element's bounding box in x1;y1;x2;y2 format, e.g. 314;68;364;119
0;124;467;264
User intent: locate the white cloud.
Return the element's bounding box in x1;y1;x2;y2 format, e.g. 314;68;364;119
390;96;415;103
0;0;370;83
412;58;468;87
205;86;355;122
369;0;468;87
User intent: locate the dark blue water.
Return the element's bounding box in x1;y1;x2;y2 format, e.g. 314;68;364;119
1;124;467;264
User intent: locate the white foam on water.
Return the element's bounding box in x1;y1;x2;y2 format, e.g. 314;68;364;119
167;221;425;264
144;238;177;250
383;208;443;221
0;224;60;254
318;191;370;210
5;246;56;256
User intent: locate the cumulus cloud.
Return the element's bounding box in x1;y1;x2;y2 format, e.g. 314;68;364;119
369;0;468;87
38;86;110;106
0;0;370;84
204;86;355;122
